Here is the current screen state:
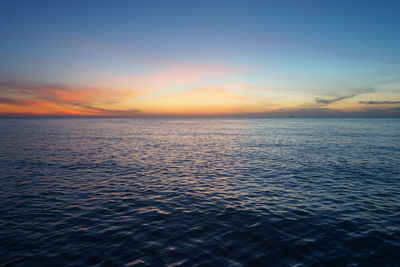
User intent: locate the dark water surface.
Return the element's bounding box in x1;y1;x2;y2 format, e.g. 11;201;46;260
0;118;399;266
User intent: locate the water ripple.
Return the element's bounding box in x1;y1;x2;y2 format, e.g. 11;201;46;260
0;118;399;266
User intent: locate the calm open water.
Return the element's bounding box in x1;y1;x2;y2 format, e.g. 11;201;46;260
0;118;399;266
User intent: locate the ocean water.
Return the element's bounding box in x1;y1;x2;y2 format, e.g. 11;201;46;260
0;118;399;266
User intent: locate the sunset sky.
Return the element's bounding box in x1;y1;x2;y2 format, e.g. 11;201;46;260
1;0;399;117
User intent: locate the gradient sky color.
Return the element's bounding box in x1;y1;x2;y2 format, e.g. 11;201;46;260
1;0;399;117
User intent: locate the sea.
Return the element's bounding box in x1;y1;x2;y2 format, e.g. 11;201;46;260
0;118;399;266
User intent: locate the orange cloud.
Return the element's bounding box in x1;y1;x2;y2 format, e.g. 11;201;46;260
0;79;140;116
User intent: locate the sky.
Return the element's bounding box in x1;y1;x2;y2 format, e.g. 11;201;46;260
0;0;399;117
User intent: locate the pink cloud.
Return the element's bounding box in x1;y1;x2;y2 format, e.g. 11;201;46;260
0;79;140;116
184;86;247;100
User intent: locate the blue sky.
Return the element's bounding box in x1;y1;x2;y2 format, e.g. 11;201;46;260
0;0;399;116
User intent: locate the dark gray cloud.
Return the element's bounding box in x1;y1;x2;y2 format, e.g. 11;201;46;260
0;97;33;105
163;107;400;118
74;104;141;116
0;79;68;94
314;88;375;106
359;101;400;105
315;94;356;105
228;107;400;118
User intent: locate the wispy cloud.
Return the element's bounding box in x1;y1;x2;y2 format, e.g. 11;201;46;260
185;87;247;100
217;106;400;118
0;97;39;106
359;100;400;105
125;64;240;92
315;94;356;105
0;79;140;116
313;88;375;106
71;104;140;116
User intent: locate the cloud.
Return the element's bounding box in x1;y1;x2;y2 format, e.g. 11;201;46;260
0;79;140;116
92;60;242;92
0;97;39;106
313;88;376;106
128;64;240;92
315;94;356;105
210;106;400;118
185;87;247;100
73;104;140;116
359;101;400;105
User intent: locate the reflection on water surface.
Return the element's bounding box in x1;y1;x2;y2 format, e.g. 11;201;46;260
0;118;399;265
